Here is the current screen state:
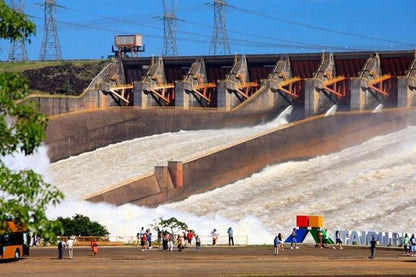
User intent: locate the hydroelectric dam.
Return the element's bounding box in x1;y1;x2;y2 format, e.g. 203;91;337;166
35;50;416;207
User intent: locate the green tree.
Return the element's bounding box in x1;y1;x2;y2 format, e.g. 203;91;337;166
56;214;109;236
0;0;35;42
0;0;64;238
152;217;188;236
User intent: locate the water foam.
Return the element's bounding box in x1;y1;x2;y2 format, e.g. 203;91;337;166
167;126;416;238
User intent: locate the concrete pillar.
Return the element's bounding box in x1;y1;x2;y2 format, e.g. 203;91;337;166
174;81;188;109
304;79;322;117
133;81;154;109
154;166;174;192
175;80;203;109
397;77;416;108
216;81;230;110
168;161;183;188
350;78;368;111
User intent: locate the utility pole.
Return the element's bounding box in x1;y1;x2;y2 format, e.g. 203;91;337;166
161;0;179;56
8;0;28;61
208;0;231;55
39;0;62;60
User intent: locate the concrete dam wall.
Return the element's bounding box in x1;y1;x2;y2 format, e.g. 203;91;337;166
86;108;416;207
46;106;280;162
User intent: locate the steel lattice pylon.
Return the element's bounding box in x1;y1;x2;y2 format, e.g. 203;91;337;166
39;0;62;61
162;0;179;56
8;0;28;61
209;0;231;55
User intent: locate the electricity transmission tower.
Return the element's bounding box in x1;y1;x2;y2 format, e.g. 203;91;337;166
8;0;28;61
161;0;179;56
209;0;231;55
39;0;62;60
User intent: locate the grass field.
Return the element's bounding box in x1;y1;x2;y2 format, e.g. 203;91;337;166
0;59;105;73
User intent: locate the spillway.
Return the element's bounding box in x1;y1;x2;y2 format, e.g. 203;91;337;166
49;106;293;199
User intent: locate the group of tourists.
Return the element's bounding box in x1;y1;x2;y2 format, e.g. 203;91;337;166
135;226;234;252
55;227;416;260
273;228;344;256
136;227;153;251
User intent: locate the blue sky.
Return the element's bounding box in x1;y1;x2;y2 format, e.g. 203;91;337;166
0;0;415;60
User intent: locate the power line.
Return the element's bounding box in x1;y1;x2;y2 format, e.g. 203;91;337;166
182;17;361;52
231;5;415;48
45;2;361;54
21;2;415;59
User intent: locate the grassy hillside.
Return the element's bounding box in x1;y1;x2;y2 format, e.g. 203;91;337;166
0;60;109;95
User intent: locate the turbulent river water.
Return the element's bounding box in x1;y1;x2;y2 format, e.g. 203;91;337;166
4;109;416;244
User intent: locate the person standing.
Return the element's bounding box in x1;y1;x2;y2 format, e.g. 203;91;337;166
277;233;284;252
211;229;219;246
187;230;193;246
195;235;201;252
177;234;184;252
410;234;416;256
90;239;98;256
157;228;162;248
147;229;152;249
333;230;343;249
323;229;329;248
67;237;74;259
139;227;145;242
57;239;65;259
162;232;169;251
403;233;410;255
141;232;147;251
168;234;174;251
290;228;298;249
317;229;323;248
369;236;377;259
227;227;234;246
273;235;279;255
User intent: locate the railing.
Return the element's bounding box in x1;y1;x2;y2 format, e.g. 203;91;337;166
58;235;249;246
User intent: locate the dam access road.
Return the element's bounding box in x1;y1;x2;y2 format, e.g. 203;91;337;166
2;244;416;276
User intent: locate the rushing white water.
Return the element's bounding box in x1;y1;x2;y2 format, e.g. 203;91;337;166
167;126;416;237
49;105;293;199
4;110;416;244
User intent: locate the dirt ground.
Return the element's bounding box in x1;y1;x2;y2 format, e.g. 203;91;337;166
1;244;415;276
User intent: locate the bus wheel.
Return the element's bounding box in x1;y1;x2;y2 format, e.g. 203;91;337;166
14;249;20;260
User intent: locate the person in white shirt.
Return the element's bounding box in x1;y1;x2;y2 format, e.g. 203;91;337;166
67;237;74;259
211;229;219;246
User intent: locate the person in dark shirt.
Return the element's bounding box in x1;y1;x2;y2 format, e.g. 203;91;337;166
369;236;377;259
